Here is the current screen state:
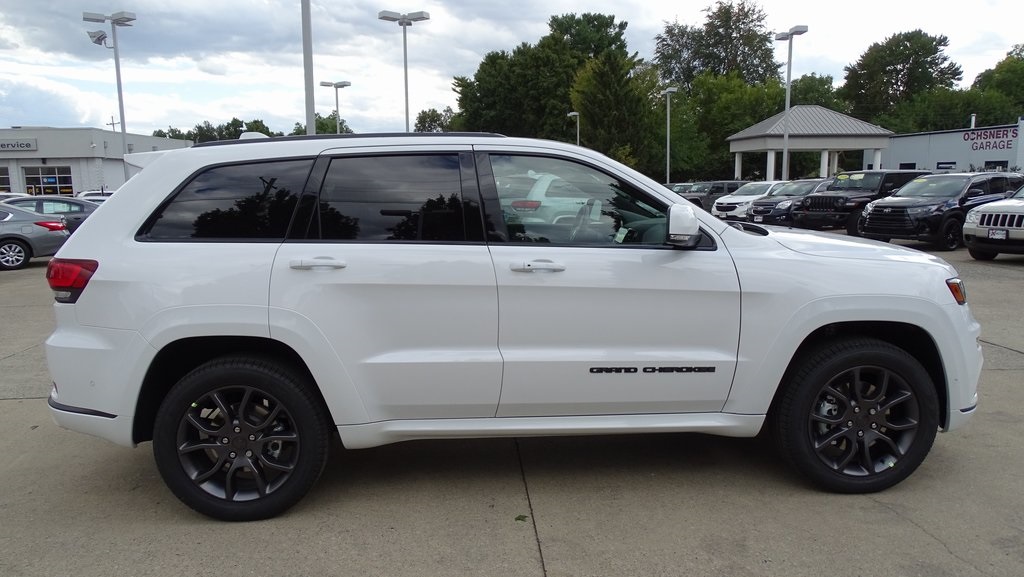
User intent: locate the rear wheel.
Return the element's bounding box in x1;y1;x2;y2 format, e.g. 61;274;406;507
968;248;997;261
0;239;31;271
935;219;962;251
774;338;939;493
153;357;331;521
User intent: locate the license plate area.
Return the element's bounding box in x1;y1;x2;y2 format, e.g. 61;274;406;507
988;228;1008;240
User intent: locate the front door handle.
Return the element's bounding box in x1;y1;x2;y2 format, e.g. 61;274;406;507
289;257;347;270
510;260;566;272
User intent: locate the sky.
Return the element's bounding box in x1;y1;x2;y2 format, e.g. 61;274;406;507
0;0;1019;138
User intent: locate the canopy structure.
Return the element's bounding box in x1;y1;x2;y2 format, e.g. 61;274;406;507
727;105;893;179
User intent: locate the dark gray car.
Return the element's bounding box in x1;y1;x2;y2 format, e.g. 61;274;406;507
0;204;70;270
2;195;100;233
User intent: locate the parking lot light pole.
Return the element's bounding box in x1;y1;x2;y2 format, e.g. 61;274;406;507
661;86;678;184
378;10;430;132
319;81;351;134
775;25;808;181
83;10;135;183
567;111;580;145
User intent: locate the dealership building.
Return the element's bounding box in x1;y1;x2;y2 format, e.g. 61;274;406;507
880;117;1024;173
0;126;191;195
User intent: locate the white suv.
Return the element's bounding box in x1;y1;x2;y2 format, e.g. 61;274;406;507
46;133;982;521
711;181;788;220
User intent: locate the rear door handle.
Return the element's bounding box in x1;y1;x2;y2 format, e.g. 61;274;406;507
510;260;566;273
289;257;347;270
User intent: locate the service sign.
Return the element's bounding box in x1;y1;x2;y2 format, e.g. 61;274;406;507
0;139;38;151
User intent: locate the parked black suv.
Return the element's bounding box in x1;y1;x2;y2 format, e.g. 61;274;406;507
746;178;831;225
679;180;748;209
791;170;929;235
861;172;1024;250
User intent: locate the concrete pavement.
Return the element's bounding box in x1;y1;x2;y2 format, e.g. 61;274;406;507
1;249;1022;577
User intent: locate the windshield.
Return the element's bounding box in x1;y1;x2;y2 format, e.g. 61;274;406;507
892;175;969;197
689;183;713;193
768;180;821;197
1012;184;1024;199
732;182;774;196
828;173;882;192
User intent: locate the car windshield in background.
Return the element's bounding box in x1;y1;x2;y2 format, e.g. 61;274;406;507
829;173;882;191
768;181;820;196
732;183;774;196
688;183;713;193
1012;185;1024;199
892;176;969;197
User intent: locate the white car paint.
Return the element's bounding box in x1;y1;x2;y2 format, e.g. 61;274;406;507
711;181;788;219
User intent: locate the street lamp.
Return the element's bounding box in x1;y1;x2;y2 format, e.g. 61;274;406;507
84;10;135;183
660;86;678;184
319;80;352;134
567;111;580;145
775;24;808;181
378;9;430;132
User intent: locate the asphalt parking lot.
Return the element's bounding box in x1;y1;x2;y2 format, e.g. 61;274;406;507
1;244;1022;577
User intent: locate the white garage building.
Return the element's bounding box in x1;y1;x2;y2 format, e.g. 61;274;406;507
0;126;191;195
880;117;1024;173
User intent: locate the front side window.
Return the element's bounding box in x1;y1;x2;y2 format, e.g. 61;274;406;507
489;155;667;246
313;154;466;242
142;159;312;240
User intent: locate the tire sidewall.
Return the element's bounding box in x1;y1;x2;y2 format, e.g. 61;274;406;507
0;239;30;270
778;340;939;493
152;358;329;521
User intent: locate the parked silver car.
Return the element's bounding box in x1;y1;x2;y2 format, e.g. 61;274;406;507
0;204;70;270
2;195;101;233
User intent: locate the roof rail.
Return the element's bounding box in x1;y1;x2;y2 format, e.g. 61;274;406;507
193;132;506;148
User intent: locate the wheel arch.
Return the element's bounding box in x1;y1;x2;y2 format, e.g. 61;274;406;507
132;336;334;444
767;321;948;428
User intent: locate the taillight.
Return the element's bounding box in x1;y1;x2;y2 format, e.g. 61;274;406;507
946;278;967;305
34;220;67;232
511;200;541;212
47;259;99;304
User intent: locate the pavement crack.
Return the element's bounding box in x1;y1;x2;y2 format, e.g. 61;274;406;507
869;496;992;575
515;438;548;577
0;342;41;363
979;339;1024;356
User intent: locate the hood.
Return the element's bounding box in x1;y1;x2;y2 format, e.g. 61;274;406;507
753;195;801;206
872;196;947;209
716;193;765;205
765;226;951;265
971;198;1024;213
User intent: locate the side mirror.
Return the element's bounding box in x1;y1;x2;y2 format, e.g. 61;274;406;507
667;203;701;248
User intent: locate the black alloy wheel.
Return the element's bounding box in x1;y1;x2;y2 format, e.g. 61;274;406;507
774;338;938;493
153;357;330;521
936;219;963;251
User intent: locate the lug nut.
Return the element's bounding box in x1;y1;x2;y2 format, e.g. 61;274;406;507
245;450;253;458
857;431;864;437
234;426;241;433
871;423;878;429
854;407;861;413
847;421;854;427
869;408;877;415
248;435;256;441
229;451;236;458
221;438;229;444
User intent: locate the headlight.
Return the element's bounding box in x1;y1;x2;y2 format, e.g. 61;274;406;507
908;205;938;214
862;201;876;216
965;210;980;224
777;200;792;209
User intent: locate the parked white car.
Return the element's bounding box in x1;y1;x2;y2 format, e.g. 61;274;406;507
711;181;788;220
45;133;981;521
963;183;1024;260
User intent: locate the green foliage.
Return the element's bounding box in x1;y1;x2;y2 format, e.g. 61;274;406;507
547;13;628;61
152;118;285;142
790;73;847;112
839;30;962;123
875;88;1019;133
654;0;779;91
414;106;458;132
971;47;1024;112
290;111;353;135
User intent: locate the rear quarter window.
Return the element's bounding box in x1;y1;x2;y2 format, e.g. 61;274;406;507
139;159;313;241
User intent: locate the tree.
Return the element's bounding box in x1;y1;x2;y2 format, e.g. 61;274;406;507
790;73;847;112
875;88;1019;133
152;126;188;140
547;12;628;61
290;112;353;135
654;1;779;91
242;119;284;137
839;30;962;123
414;106;457;132
972;46;1024;112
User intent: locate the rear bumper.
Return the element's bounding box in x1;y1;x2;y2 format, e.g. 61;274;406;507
48;392;136;447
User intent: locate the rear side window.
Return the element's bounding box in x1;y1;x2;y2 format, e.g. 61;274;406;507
141;159;312;240
312;154;466;242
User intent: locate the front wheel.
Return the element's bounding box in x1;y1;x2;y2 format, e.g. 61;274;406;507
845;213;862;236
968;247;997;261
0;239;31;271
153;357;331;521
773;338;939;493
935;219;963;251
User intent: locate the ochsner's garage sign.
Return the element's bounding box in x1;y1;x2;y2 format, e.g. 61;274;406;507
964;128;1017;150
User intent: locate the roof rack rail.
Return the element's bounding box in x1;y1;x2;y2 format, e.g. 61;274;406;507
193;132;507;148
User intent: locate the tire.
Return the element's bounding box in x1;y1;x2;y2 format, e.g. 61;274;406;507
935;219;962;251
0;239;31;271
968;248;997;261
773;338;939;494
152;357;331;521
845;213;862;237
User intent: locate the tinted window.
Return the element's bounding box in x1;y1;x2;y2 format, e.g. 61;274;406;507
489;154;667;246
143;159;311;240
829;173;882;191
892;176;969;197
315;155;466;242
